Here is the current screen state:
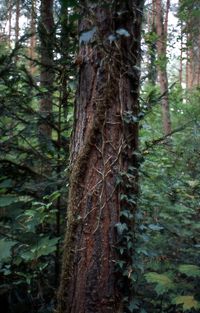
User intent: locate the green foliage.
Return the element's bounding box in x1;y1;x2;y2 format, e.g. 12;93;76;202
116;84;200;312
145;272;175;295
178;265;200;277
0;0;78;311
173;295;200;311
0;239;16;263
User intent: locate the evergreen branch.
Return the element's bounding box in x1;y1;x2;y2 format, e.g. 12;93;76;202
142;120;194;151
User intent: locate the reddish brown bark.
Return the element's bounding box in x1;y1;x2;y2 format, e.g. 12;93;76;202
57;1;144;313
187;34;200;89
155;0;171;135
185;7;200;89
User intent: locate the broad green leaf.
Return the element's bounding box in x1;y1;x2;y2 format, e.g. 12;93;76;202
0;196;18;207
145;272;174;295
178;264;200;277
0;179;12;189
0;239;16;262
21;237;59;261
173;295;199;311
187;180;199;188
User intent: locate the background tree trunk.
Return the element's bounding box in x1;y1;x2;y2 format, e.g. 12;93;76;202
38;0;55;146
57;1;144;313
8;0;12;48
155;0;171;136
29;0;36;75
179;20;183;85
15;0;20;43
147;0;157;85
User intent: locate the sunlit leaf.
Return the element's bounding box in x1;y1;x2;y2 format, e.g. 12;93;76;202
178;264;200;277
173;295;199;311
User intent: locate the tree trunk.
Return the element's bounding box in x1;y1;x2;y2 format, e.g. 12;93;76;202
147;0;157;85
179;20;183;85
38;0;54;144
29;0;36;75
8;0;12;48
15;0;20;43
184;6;200;90
57;1;144;313
188;33;200;88
155;0;171;136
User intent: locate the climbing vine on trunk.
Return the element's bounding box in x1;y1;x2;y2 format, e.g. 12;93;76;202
57;1;144;313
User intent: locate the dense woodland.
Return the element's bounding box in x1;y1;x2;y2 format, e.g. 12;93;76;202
0;0;200;312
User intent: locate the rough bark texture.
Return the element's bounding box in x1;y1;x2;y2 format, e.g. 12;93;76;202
39;0;54;141
155;0;171;135
57;1;144;313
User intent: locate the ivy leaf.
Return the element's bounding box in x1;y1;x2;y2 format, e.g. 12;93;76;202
178;264;200;277
115;222;128;235
79;27;96;44
173;295;199;311
145;272;174;295
108;34;117;43
0;196;18;207
128;299;139;311
116;28;130;37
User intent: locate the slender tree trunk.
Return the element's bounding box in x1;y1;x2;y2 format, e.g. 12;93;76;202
15;0;20;43
38;0;54;144
8;0;12;48
57;1;144;313
155;0;171;136
164;0;170;35
186;32;189;89
179;20;183;85
185;13;200;89
147;0;157;85
29;0;36;75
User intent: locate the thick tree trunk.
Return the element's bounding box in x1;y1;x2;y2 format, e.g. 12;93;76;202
38;0;54;142
57;1;144;313
155;0;171;136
